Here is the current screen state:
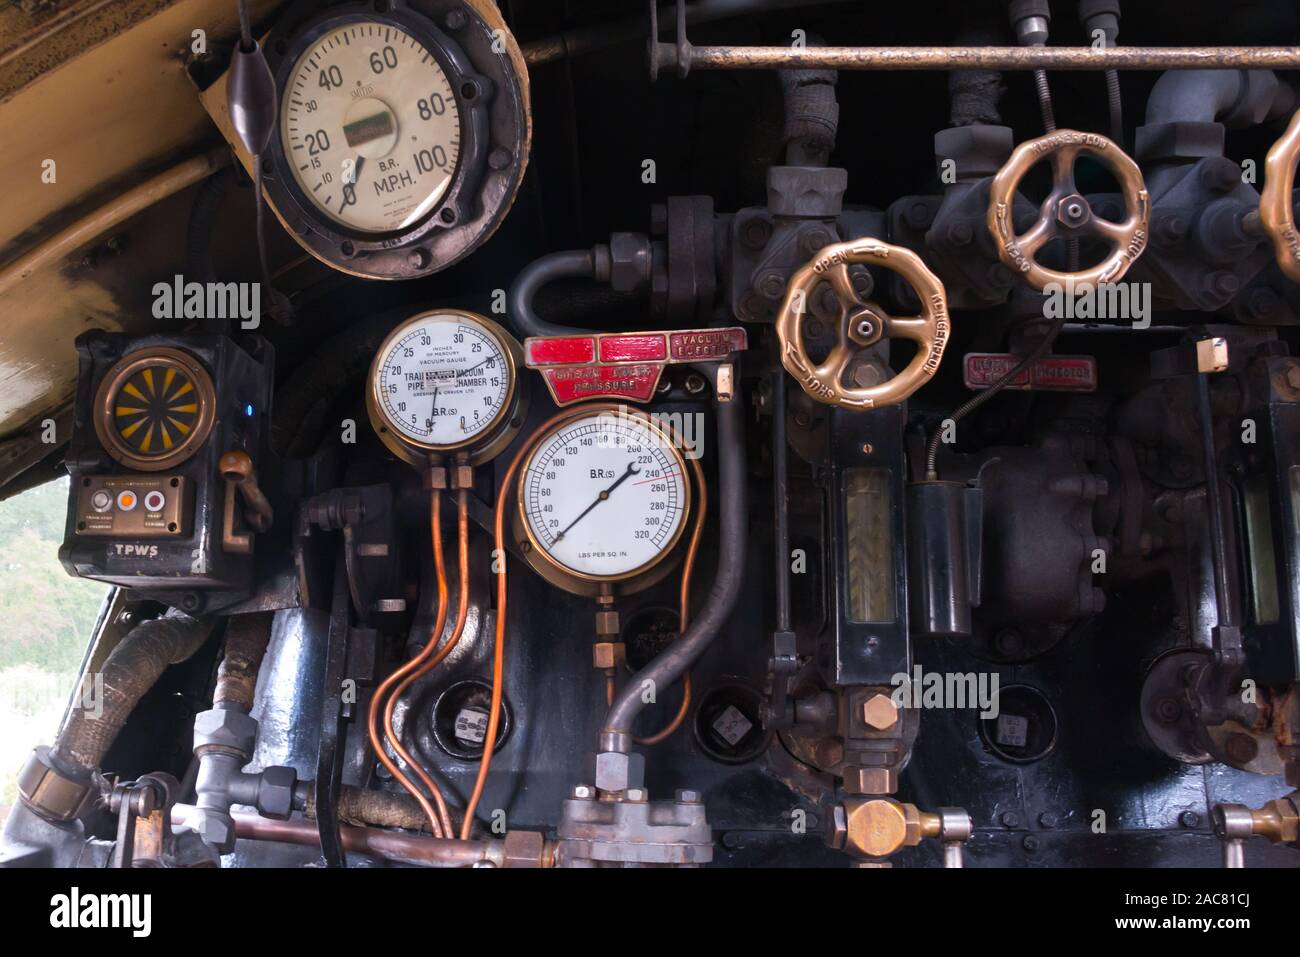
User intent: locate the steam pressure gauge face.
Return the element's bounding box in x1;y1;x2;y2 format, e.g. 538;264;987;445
367;310;523;464
519;408;690;584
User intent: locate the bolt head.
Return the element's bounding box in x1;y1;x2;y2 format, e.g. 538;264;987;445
571;784;595;800
190;808;236;853
624;787;649;803
675;789;702;804
1055;193;1092;229
861;692;900;731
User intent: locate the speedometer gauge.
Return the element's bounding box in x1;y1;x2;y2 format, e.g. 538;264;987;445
260;1;530;280
279;22;461;233
367;310;524;465
518;407;690;585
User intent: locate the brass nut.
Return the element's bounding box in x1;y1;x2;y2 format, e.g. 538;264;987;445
842;798;924;859
862;693;900;731
1252;797;1300;845
842;766;898;795
451;465;475;489
592;641;624;670
502;829;546;868
594;610;620;637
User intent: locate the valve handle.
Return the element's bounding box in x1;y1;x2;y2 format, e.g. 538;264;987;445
775;238;950;410
987;129;1150;290
1260;108;1300;283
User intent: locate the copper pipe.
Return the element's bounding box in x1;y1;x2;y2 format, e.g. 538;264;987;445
673;45;1300;73
461;409;579;839
382;490;471;838
624;453;709;746
365;489;452;838
172;805;492;867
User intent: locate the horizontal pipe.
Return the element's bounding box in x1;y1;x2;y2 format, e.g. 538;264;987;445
172;805;497;868
673;45;1300;72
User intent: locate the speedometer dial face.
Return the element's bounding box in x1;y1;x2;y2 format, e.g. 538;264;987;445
520;410;690;581
371;312;515;450
279;21;461;233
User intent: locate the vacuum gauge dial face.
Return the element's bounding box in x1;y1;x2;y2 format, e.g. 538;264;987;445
519;409;690;582
369;311;517;453
279;21;461;233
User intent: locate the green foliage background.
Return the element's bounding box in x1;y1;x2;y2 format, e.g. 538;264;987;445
0;478;109;819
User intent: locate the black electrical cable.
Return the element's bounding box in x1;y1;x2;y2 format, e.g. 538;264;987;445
924;315;1066;481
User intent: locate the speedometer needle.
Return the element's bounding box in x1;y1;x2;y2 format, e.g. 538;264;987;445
553;462;640;543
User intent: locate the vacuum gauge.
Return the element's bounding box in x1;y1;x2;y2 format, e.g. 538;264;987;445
367;310;523;465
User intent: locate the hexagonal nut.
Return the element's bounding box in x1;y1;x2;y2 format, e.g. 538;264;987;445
592;750;645;793
571;784;596;800
502;829;546;868
675;789;702;804
192;708;257;756
189;807;237;854
608;232;652;292
861;693;900;731
257;766;297;821
592;641;623;670
828;804;848;850
843;798;922;859
842;766;898;795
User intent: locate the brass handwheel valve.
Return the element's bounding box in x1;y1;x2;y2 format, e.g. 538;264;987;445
1261;108;1300;283
987;129;1150;289
775;238;950;410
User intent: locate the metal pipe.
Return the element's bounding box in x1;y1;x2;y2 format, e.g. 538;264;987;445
0;148;229;297
1195;371;1240;633
171;805;495;867
669;46;1300;73
603;396;747;736
771;371;791;633
506;248;601;339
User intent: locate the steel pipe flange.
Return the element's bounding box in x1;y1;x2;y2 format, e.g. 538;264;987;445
987;129;1150;290
775;238;950;410
1261;108;1300;283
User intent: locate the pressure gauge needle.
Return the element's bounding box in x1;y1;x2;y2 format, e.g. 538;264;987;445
553;462;640;543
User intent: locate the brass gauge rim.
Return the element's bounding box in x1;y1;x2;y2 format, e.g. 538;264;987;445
366;309;525;467
93;347;216;472
515;403;693;590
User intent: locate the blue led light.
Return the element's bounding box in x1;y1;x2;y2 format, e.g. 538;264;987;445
244;404;254;417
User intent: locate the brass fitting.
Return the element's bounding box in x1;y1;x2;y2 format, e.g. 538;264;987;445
837;797;973;866
862;693;900;731
1213;793;1300;867
592;641;625;670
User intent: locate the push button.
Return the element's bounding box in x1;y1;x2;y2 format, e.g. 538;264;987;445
143;490;166;512
116;490;138;511
90;490;112;512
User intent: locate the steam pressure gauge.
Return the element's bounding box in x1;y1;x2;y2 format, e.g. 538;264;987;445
367;310;524;465
516;406;691;595
261;0;530;279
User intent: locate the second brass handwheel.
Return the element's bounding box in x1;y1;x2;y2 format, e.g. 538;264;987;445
987;129;1150;290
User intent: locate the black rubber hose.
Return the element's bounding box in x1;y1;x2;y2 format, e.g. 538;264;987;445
506;249;601;338
52;610;214;773
603;396;747;736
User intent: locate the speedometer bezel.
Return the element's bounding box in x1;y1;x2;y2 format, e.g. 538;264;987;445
261;0;508;279
514;404;693;594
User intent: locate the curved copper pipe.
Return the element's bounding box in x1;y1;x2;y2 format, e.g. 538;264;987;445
382;490;471;838
461;409;577;839
365;489;451;838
